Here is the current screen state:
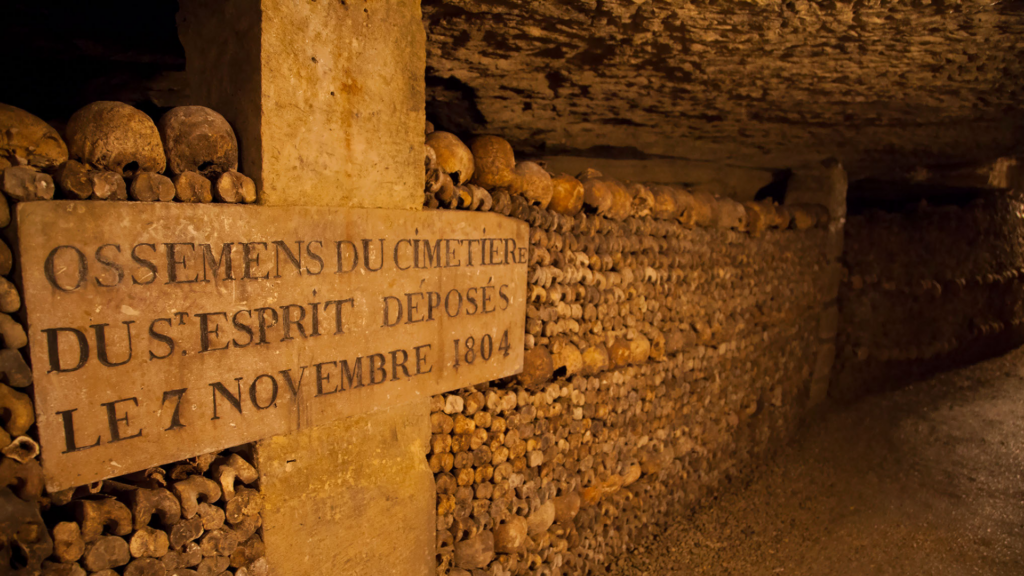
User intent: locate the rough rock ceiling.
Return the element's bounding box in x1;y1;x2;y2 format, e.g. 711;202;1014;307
424;0;1024;179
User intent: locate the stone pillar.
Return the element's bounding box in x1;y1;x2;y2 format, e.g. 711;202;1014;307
177;2;433;575
177;0;424;209
786;159;847;406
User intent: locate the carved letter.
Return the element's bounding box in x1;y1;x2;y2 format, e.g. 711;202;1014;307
44;245;88;292
161;388;187;431
57;409;101;454
102;396;143;443
91;322;135;367
43;327;90;373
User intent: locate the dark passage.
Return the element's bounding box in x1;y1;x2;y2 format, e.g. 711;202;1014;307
612;347;1024;575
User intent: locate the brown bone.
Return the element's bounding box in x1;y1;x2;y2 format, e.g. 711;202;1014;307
229;534;265;569
82;536;130;572
131;172;177;202
2;165;55;201
55;159;94;199
198;528;240;557
76;498;134;541
426;131;475;185
169;516;204;550
453;529;495;570
648;184;680;220
214;170;257;204
509;161;554;209
129;526;170;559
0;458;43;500
580;344;610;376
744;200;775;236
131;487;182;529
0;276;21;314
173;476;222;518
197;556;230;576
469;136;516;189
0;103;68;170
2;435;39;463
607;338;632;369
66;101;165;177
0;486;54;574
0;313;28;349
52;521;85;563
789;204;817;230
628;182;655;218
493;516;528;553
552;491;581;524
173;171;213;203
0;383;33;435
714;197;747;231
548;173;584;216
526;500;555;536
603;179;633;221
580;175;614;217
90;170;128;200
196;502;225;531
224;487;262;524
212;453;258;502
158;106;238;178
228;511;262;541
518;346;554;388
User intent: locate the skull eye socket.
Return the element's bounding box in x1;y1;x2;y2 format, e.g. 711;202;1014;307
123;161;139;175
8;538;29;570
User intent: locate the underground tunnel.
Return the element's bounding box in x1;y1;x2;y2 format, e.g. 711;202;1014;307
0;1;1023;575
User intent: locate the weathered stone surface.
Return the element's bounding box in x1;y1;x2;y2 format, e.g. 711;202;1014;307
541;156;773;201
835;189;1024;401
18;201;527;491
257;397;434;576
177;0;425;209
423;0;1024;178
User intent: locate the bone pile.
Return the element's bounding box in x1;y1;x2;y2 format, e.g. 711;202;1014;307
32;448;267;576
834;192;1024;400
1;102;256;204
423;128;835;575
0;102;266;576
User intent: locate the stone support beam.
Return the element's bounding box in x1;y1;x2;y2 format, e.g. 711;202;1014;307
178;0;424;209
177;2;432;575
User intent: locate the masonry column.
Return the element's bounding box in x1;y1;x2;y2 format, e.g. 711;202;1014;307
786;159;847;406
176;2;433;575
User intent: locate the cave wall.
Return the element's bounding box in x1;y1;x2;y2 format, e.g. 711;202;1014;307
0;101;267;576
422;161;838;575
2;92;841;576
832;190;1024;401
423;0;1024;179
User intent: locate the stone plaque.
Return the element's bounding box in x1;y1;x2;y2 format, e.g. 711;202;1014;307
18;201;528;491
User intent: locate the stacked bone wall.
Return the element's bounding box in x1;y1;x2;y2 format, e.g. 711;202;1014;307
832;191;1024;401
424;164;836;575
2;96;836;576
0;101;266;576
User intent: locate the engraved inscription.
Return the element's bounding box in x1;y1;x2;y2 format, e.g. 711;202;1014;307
18;202;528;491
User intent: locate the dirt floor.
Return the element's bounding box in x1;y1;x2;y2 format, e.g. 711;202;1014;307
611;348;1024;576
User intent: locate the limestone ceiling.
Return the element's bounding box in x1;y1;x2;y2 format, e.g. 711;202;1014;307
423;0;1024;179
